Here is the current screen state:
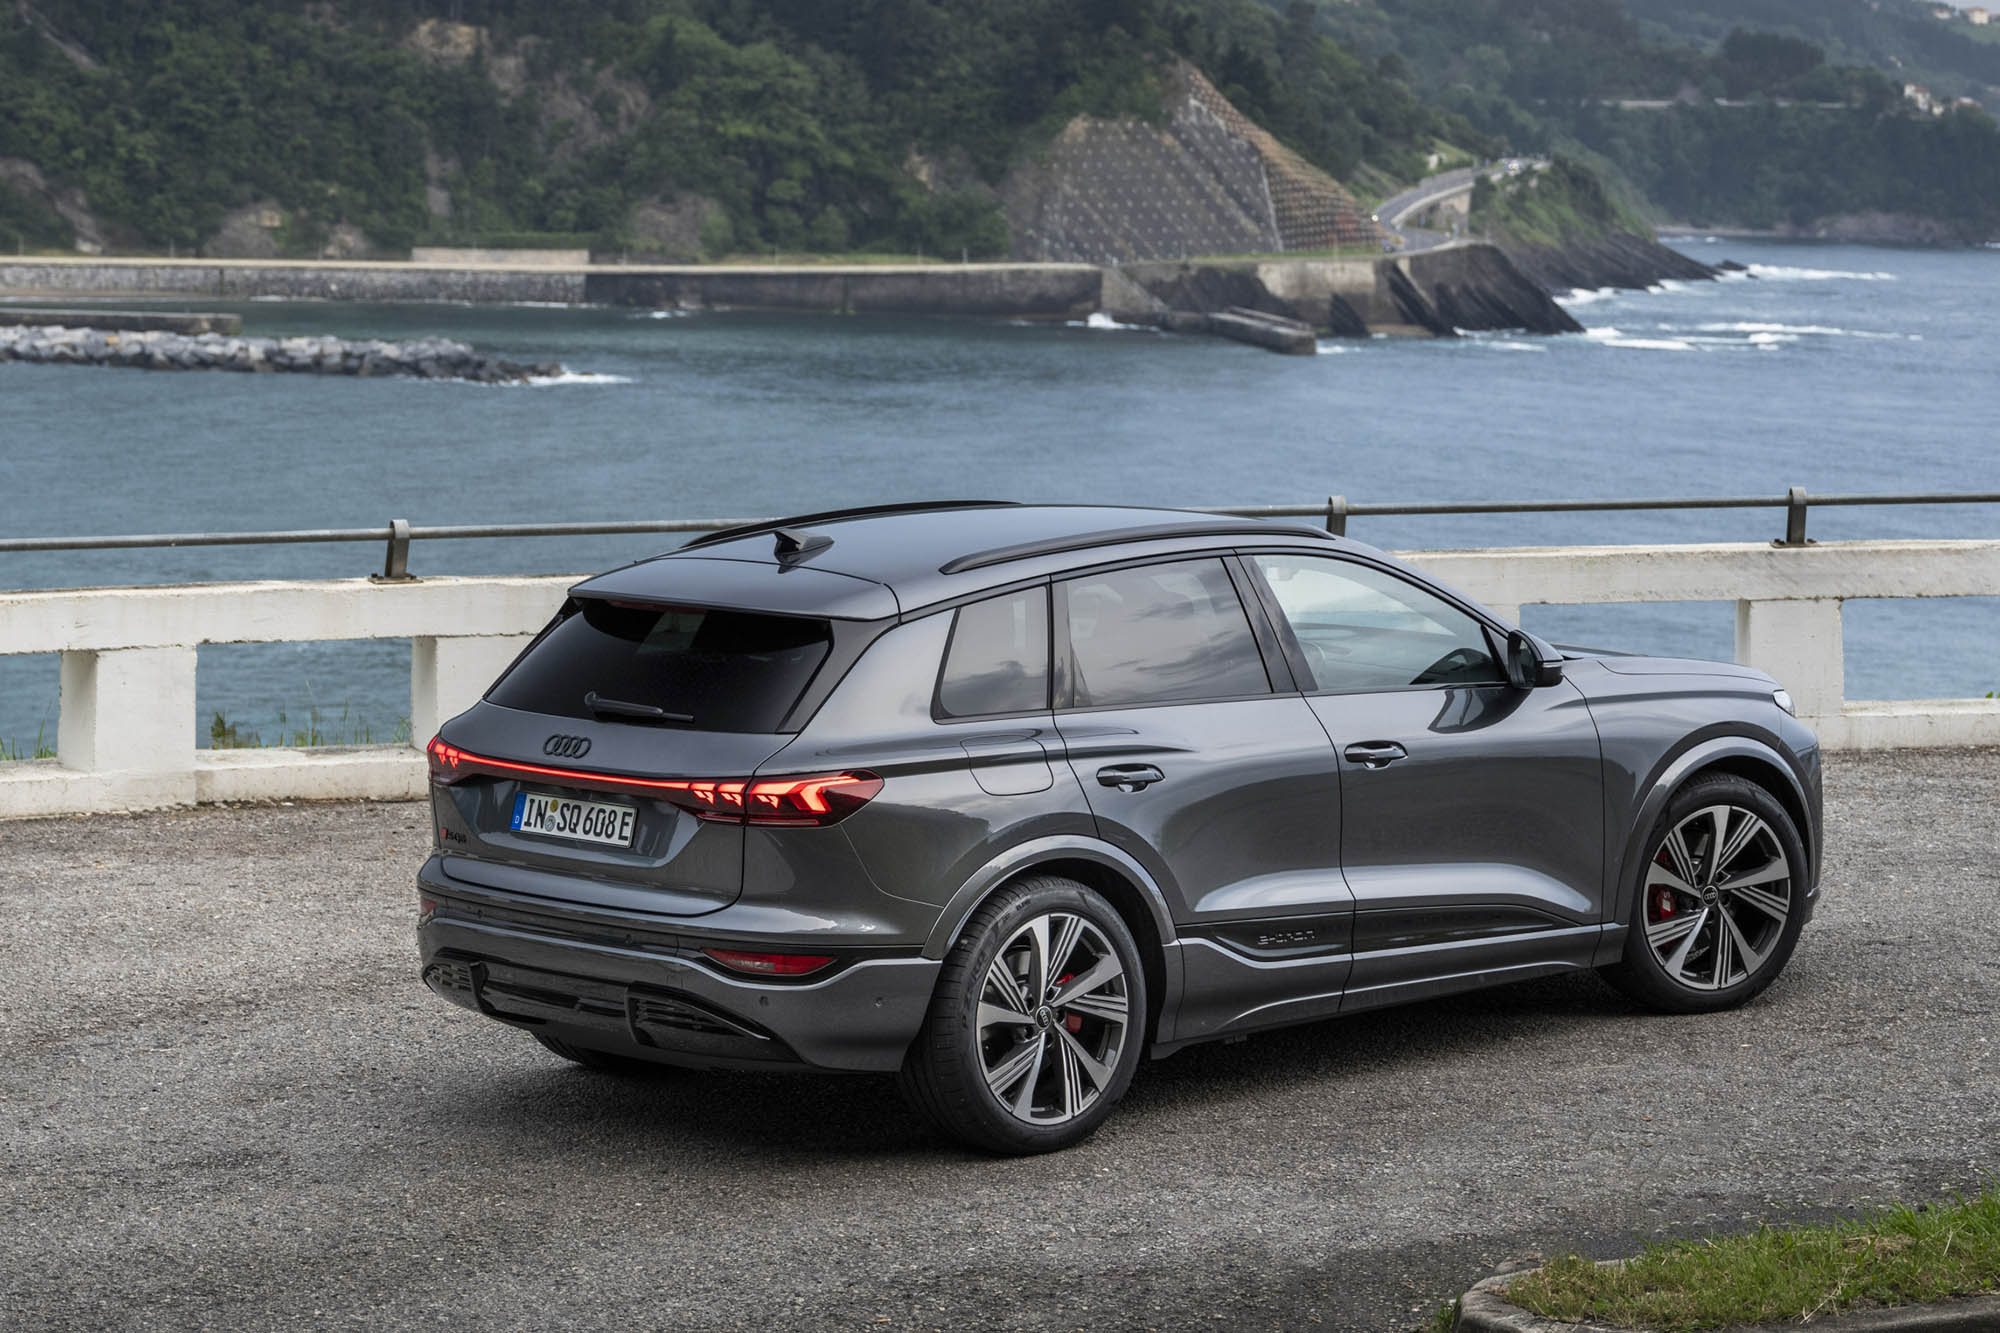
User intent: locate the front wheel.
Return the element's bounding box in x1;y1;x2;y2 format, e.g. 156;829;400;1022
1601;773;1808;1014
899;875;1146;1155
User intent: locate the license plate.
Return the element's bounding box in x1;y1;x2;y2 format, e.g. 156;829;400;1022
511;791;637;848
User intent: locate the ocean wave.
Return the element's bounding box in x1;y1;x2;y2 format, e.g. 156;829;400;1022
1557;286;1621;306
634;308;691;319
1746;263;1898;282
1695;321;1912;341
511;370;634;387
1584;327;1695;350
1069;311;1155;331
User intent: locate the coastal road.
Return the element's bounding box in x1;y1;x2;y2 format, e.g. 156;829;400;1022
5;748;1997;1331
1376;160;1545;251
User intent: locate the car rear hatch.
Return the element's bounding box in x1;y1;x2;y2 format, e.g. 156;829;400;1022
428;558;896;917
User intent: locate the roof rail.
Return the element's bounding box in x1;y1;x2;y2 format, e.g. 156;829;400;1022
679;500;1020;551
938;520;1333;575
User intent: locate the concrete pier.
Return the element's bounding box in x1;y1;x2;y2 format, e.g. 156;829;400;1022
0;308;243;334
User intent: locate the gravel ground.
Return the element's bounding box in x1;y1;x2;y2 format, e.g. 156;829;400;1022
2;749;1996;1332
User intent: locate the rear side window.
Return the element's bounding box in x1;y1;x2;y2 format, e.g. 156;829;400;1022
1062;559;1270;709
937;586;1050;718
488;600;832;733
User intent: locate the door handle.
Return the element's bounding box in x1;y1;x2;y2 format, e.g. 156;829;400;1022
1096;764;1165;792
1342;741;1408;769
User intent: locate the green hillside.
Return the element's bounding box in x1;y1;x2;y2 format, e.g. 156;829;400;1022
1624;0;2000;105
0;0;1488;257
1318;0;2000;239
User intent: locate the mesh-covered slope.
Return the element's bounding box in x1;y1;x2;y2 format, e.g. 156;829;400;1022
1001;64;1383;262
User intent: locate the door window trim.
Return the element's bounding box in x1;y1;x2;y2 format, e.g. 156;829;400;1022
1237;547;1513;698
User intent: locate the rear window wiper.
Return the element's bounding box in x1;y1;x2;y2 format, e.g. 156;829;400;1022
584;691;694;724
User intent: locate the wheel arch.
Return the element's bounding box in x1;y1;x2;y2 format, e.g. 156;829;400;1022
1612;734;1816;929
924;837;1181;1047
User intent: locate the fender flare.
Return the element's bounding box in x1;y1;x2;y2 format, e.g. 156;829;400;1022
922;835;1180;961
1610;731;1814;931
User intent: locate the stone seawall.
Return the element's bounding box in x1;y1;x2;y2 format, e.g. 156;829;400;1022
0;261;585;304
581;264;1104;318
1;249;1582;340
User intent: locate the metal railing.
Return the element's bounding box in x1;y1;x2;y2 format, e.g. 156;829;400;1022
3;488;1998;581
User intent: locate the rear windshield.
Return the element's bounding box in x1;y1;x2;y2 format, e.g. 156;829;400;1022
488;599;833;734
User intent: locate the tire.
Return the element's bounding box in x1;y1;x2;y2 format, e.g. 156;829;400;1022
532;1032;673;1076
1601;773;1809;1014
899;875;1147;1155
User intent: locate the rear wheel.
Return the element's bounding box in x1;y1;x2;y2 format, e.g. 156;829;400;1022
1601;774;1808;1014
899;875;1146;1155
532;1032;674;1076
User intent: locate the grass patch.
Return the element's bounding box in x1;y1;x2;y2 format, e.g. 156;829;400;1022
209;706;409;750
1183;243;1391;262
1504;1184;2000;1331
0;723;55;761
706;251;971;266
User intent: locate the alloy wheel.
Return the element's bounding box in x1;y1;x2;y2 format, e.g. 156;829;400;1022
976;912;1131;1124
1642;803;1793;991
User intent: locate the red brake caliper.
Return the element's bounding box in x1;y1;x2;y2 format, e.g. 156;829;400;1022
1650;851;1677;921
1055;973;1083;1032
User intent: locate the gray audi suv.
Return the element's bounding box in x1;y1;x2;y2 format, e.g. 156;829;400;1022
419;501;1821;1154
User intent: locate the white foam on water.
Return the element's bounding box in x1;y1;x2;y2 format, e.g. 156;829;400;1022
1557;286;1621;306
1070;311;1155;331
635;308;691;319
511;370;633;387
1584;326;1695;350
1695;320;1911;341
1746;263;1898;282
1747;332;1799;346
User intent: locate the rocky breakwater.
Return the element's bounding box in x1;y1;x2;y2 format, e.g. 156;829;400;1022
0;324;561;382
1500;231;1721;296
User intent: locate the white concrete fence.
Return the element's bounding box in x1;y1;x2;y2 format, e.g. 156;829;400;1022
2;538;1996;818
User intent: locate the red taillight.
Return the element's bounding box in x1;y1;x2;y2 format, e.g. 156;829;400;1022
422;738;880;827
427;735;469;784
673;773;883;826
702;948;835;978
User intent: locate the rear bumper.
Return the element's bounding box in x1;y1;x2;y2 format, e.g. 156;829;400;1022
417;867;939;1074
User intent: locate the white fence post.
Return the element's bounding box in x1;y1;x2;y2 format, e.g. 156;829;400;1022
410;635;535;746
56;646;199;802
1734;598;1844;721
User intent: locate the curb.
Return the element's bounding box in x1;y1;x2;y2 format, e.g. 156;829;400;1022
1453;1269;2000;1332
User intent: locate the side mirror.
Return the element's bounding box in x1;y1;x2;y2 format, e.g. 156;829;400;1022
1504;629;1564;689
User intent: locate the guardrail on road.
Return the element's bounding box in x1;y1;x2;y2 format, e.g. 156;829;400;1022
2;536;1997;817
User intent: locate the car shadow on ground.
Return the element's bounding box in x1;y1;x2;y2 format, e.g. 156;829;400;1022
416;969;1638;1160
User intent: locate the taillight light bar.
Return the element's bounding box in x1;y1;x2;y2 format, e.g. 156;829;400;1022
425;737;880;827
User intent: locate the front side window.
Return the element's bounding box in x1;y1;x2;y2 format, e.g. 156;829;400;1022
937;586;1050;718
1062;559;1270;708
1250;554;1504;692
